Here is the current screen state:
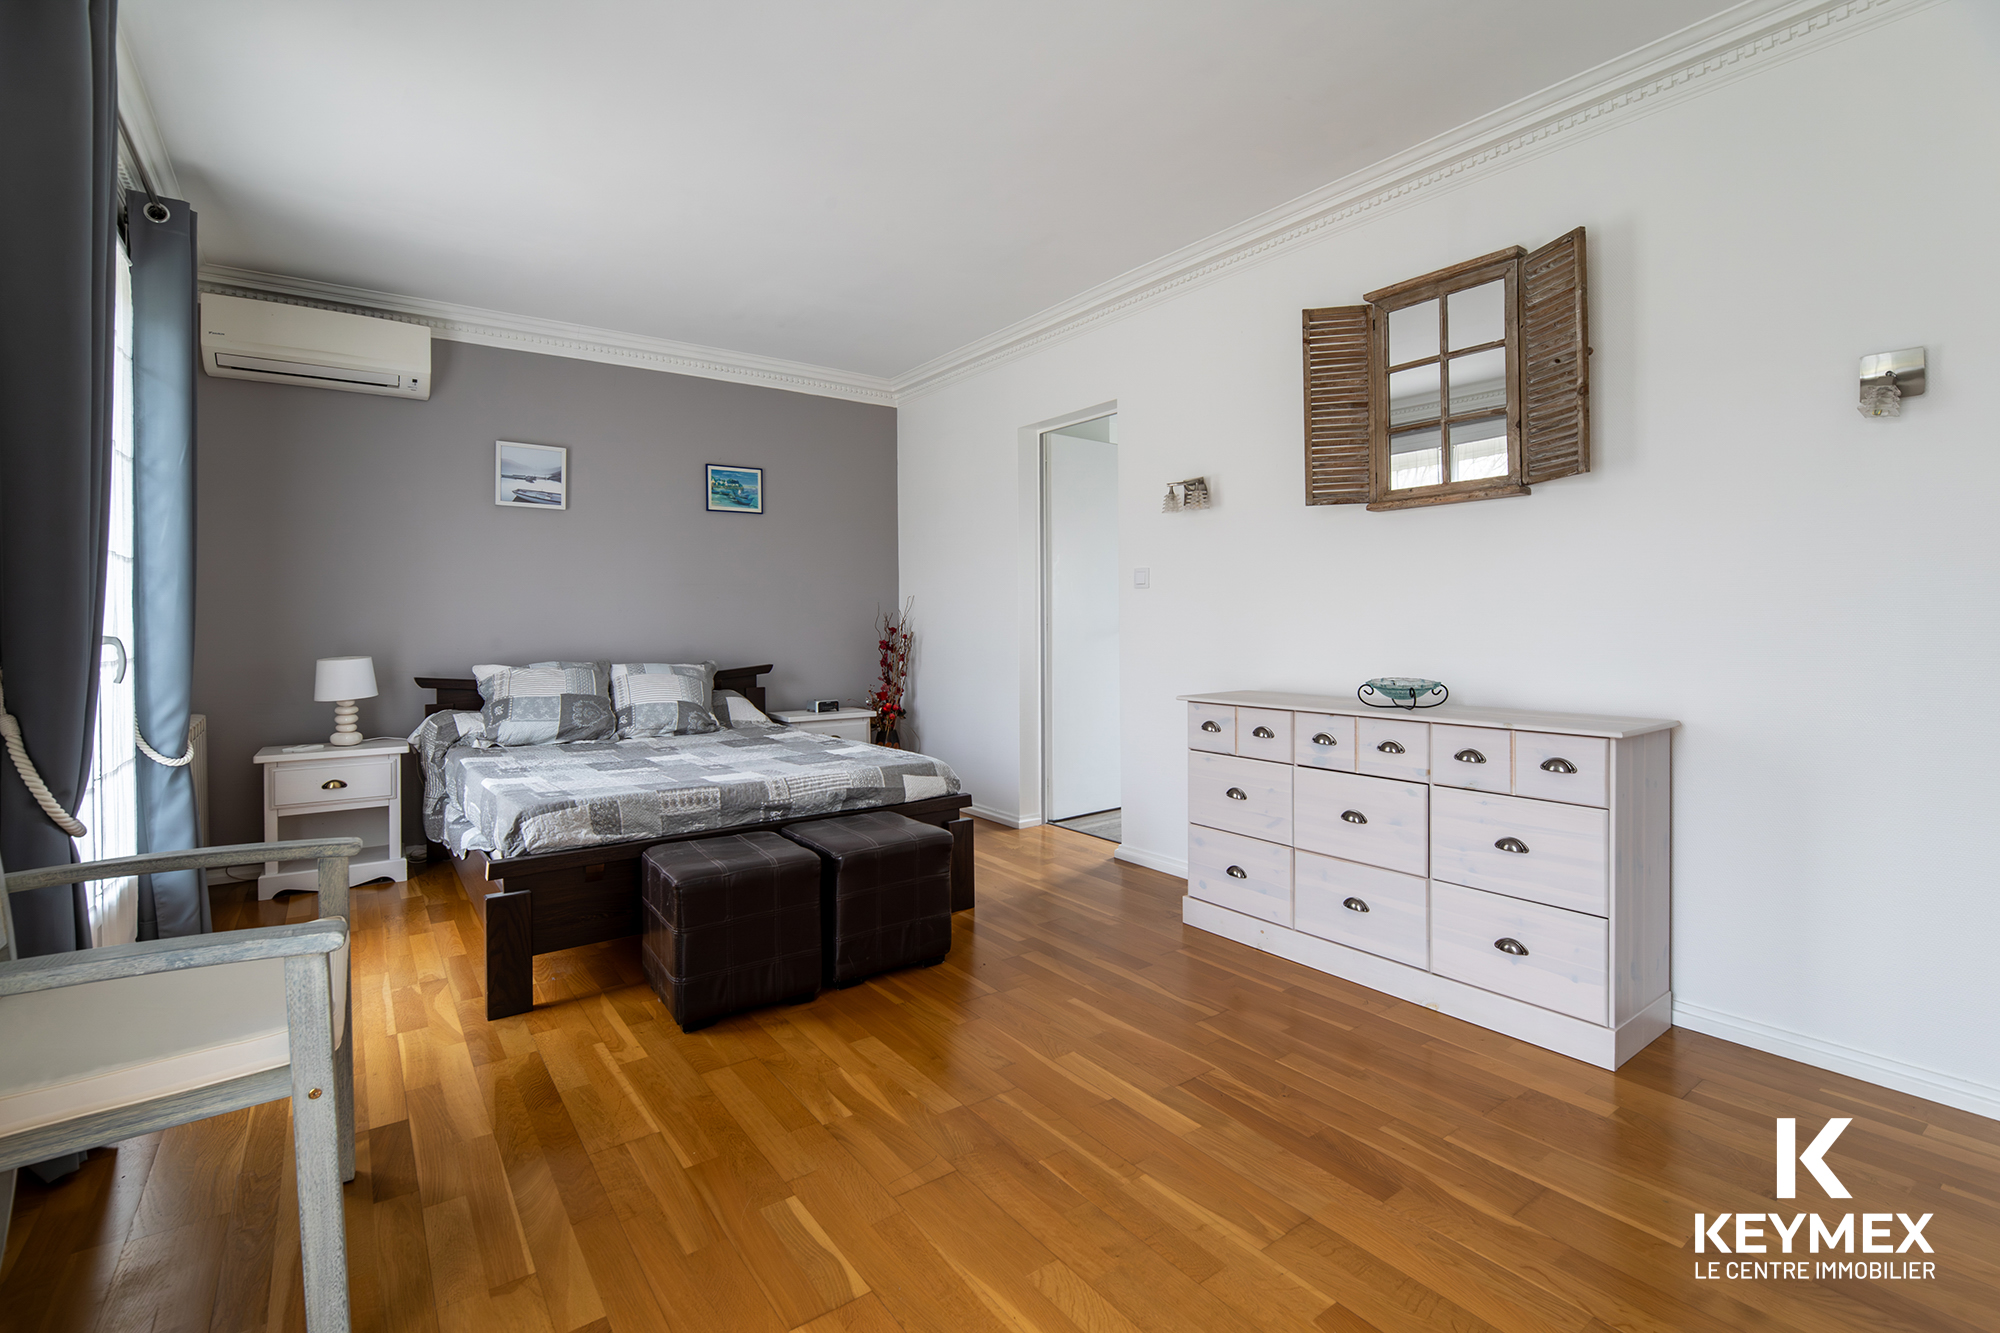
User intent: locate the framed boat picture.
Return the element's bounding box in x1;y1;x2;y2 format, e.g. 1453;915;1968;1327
495;441;568;509
706;463;763;514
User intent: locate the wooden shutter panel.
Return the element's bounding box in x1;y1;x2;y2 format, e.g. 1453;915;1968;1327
1302;304;1374;505
1520;227;1590;484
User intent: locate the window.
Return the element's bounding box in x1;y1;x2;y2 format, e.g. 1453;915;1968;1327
75;237;138;946
1303;227;1590;511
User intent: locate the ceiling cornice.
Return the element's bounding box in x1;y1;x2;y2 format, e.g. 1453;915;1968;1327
196;266;899;405
887;0;1936;401
115;33;183;200
175;0;1925;408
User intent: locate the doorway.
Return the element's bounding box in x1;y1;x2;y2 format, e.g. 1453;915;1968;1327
1042;414;1120;841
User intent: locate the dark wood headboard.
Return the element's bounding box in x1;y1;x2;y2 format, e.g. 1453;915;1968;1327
417;664;772;718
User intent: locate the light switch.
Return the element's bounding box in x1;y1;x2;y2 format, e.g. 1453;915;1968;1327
1133;567;1151;589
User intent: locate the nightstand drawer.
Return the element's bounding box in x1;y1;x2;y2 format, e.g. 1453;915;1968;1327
1293;713;1355;772
1430;786;1606;916
1431;724;1512;794
1293;768;1428;877
1235;708;1293;763
1512;732;1609;807
1188;703;1235;754
1356;717;1429;780
1295;851;1427;968
1188;827;1292;927
273;758;394;808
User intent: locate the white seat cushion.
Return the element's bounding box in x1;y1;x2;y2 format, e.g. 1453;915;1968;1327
0;943;346;1139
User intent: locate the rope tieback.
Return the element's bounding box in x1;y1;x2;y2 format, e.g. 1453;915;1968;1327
0;670;89;837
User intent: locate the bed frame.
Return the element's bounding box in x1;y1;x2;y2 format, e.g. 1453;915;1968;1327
416;667;974;1019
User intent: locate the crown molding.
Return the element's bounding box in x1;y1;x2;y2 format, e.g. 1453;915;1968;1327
888;0;1937;401
197;266;899;405
115;33;183;201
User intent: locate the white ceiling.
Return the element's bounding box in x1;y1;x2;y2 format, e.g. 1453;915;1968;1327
124;0;1735;380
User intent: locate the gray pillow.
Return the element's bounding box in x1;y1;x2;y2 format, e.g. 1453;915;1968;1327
611;661;720;738
471;661;614;746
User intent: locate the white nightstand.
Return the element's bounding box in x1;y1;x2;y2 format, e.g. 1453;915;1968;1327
253;737;409;899
773;708;876;743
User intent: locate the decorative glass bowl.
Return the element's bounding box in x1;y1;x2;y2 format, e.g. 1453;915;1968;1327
1358;677;1448;710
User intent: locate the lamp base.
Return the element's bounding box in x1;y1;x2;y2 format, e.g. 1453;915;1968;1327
329;699;362;747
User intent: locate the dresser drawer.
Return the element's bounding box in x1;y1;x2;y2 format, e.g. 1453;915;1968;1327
1188;752;1292;842
1188;703;1235;754
1430;786;1607;915
1188;827;1293;927
1431;724;1512;795
273;757;395;808
1356;717;1429;780
1235;708;1293;763
1512;732;1609;807
1431;881;1607;1023
1293;713;1355;772
1293;768;1427;876
1295;851;1427;968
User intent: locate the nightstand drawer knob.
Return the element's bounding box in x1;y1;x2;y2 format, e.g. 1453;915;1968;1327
1252;726;1274;739
1226;865;1248;879
1494;836;1529;854
321;779;347;790
1494;937;1530;956
1225;787;1248;801
1376;740;1404;754
1453;748;1486;764
1342;897;1369;913
1311;732;1337;747
1201;720;1222;733
1341;810;1367;825
1540;757;1577;774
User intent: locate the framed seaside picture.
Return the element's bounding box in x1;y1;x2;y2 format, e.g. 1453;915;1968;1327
706;464;763;514
496;441;567;509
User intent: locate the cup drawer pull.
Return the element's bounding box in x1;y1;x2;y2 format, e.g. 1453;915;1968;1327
1539;757;1577;774
1311;732;1337;747
1201;720;1222;733
1453;748;1486;764
1494;836;1529;854
1341;810;1367;825
1251;726;1275;739
1342;897;1369;913
321;779;347;790
1376;740;1405;754
1494;937;1530;956
1226;865;1248;879
1225;787;1248;801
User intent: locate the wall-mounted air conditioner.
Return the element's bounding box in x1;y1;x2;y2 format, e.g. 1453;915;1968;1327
199;293;431;399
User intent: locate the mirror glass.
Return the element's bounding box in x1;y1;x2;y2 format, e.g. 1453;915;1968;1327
1449;416;1508;482
1448;280;1505;349
1387;362;1440;431
1387;300;1438;367
1446;346;1507;417
1389;427;1442;490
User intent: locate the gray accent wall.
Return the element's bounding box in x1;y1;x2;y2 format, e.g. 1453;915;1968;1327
195;338;896;846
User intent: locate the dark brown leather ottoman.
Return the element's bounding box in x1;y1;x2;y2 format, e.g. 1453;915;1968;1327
781;812;953;987
641;832;822;1032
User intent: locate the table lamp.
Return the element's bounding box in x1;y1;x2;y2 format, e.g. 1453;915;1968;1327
314;656;379;747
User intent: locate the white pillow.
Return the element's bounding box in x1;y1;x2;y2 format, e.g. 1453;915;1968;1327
714;689;771;727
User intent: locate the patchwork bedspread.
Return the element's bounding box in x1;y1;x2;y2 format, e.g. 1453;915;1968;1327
411;712;961;860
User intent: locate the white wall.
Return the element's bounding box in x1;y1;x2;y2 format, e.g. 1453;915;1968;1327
1045;426;1121;820
899;2;2000;1116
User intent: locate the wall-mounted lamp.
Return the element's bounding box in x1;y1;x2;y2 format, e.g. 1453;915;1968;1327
1858;347;1925;418
1162;477;1211;513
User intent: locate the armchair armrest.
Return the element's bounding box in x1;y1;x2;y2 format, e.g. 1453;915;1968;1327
3;838;363;892
0;917;347;998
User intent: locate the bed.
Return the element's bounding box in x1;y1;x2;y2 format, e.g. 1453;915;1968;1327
415;666;974;1018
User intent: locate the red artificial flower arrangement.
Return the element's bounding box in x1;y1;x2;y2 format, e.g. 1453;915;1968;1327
867;598;914;744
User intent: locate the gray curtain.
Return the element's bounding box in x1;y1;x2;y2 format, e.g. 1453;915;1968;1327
0;0;120;956
129;195;206;938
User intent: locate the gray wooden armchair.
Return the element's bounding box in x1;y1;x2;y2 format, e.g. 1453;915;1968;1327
0;837;361;1333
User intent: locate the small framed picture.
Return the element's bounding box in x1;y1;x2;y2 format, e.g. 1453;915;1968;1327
706;464;763;514
496;441;567;509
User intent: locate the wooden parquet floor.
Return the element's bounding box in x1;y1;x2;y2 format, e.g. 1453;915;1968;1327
3;821;1997;1333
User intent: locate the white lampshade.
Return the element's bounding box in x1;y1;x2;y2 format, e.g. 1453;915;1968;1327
314;655;378;702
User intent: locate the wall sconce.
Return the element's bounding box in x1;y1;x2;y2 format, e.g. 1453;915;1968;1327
1162;477;1211;512
1858;347;1925;418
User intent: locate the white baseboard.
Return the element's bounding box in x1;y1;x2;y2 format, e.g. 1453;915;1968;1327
969;804;1041;829
1113;845;1187;878
1673;1000;2000;1123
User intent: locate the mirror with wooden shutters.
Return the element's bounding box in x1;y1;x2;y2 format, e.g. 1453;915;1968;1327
1301;226;1588;510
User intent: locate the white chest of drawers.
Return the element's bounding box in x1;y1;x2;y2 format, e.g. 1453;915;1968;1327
1178;690;1675;1069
